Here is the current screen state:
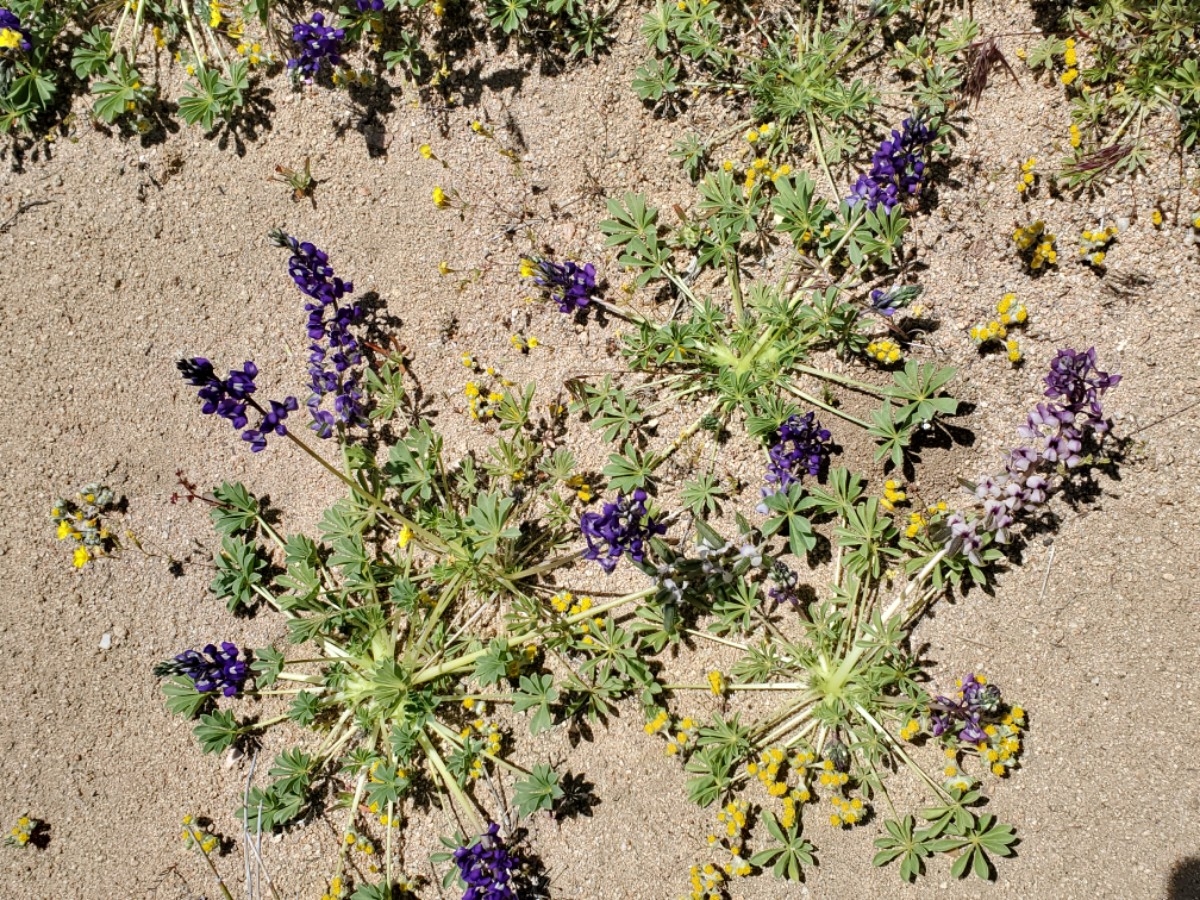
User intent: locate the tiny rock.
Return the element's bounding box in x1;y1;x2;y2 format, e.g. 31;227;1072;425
98;632;112;651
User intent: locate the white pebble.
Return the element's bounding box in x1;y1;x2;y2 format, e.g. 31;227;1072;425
99;632;112;651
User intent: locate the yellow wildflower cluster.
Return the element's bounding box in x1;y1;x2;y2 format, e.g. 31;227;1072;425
817;758;850;790
457;710;503;779
1060;38;1078;86
644;708;670;736
828;793;865;828
565;474;593;503
904;500;948;539
551;592;591;616
1069;123;1082;149
880;479;907;513
747;746;790;797
744;122;775;144
1151;208;1164;228
320;875;348;900
1016;157;1037;194
1012;220;1057;269
866;338;903;365
1192;212;1200;230
52;484;117;569
208;0;223;28
332;68;375;88
970;293;1028;363
509;333;540;353
343;829;377;857
1078;223;1119;268
180;814;218;855
666;716;700;756
687;861;725;900
234;40;266;67
899;718;922;741
7;815;35;849
710;799;752;878
707;670;726;698
461;356;514;421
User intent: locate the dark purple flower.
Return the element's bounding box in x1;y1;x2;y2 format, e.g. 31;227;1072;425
762;412;832;501
272;232;366;436
156;642;248;697
1043;347;1121;432
453;823;520;900
288;12;345;79
178;357;299;452
928;673;1004;748
525;257;597;313
848;117;934;212
580;489;665;573
0;8;31;52
354;0;383;10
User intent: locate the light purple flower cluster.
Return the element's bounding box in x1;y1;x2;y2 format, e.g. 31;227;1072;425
931;673;1002;746
527;258;597;313
177;358;299;453
761;412;832;503
581;489;666;573
156;642;249;697
848;117;934;212
0;8;31;52
453;823;521;900
288;12;345;79
944;348;1119;561
275;233;366;438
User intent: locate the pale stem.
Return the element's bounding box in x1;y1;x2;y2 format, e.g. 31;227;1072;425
853;703;953;803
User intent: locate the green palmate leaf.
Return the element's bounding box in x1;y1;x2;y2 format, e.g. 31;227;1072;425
194;710;239;755
162;676;210;719
771;171;831;247
466;492;521;559
633;57;679;102
513;763;563;818
250;646;285;688
486;0;531;32
599;193;672;287
760;483;818;556
269;748;315;795
210;536;269;612
602;441;659;493
888;360;958;426
211;481;260;536
513;674;559;735
681;472;727;516
237;782;308;832
364;361;406;421
287;691;322;726
91;55;145;124
473;639;515;687
868;402;913;470
71;27;113;79
364;761;410;808
929;814;1017;880
684;745;737;807
749;810;816;881
873;815;937;882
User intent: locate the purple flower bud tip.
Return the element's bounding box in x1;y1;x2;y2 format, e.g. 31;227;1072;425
581;490;665;572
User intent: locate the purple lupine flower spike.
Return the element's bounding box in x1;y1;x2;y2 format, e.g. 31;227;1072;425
848;116;934;212
157;642;249;697
288;12;345;79
580;489;666;573
453;823;521;900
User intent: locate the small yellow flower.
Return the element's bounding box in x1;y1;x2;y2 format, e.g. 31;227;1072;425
707;670;726;697
397;525;413;549
1061;68;1079;86
72;547;90;568
1151;209;1163;228
1069;123;1082;148
432;186;448;208
527;336;540;348
419;143;434;159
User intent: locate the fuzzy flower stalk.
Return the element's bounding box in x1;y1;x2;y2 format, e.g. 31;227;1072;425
848;117;935;211
944;348;1120;564
580;489;665;573
520;256;598;313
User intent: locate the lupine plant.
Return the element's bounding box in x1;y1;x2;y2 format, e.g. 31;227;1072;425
161;234;680;898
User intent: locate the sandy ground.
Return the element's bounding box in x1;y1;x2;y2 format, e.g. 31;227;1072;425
2;2;1199;898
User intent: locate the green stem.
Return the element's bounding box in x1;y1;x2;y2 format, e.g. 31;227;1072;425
418;731;484;833
428;719;531;777
662;681;808;691
792;362;887;398
507;550;584;581
282;430;451;556
781;382;871;429
808;111;840;200
853;703;952;803
682;629;747;651
727;253;744;322
412;587;657;685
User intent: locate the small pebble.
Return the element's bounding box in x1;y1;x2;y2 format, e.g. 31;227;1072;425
99;632;112;651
